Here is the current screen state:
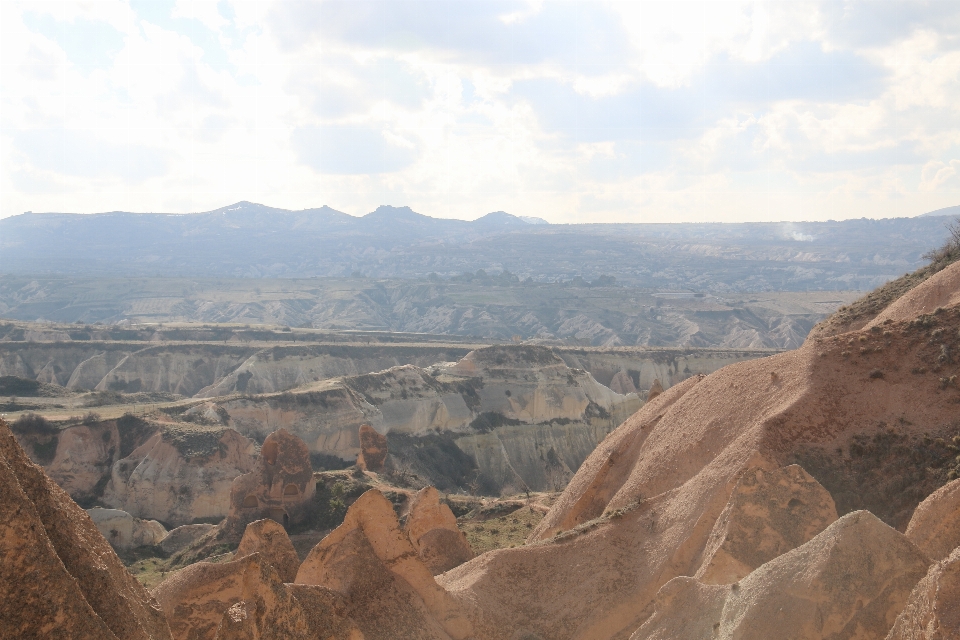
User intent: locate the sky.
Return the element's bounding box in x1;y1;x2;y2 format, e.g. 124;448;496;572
2;1;960;223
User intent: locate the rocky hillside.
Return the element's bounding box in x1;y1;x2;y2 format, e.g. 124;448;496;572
0;276;857;348
173;346;640;494
0;326;770;406
5;259;960;639
3;338;768;522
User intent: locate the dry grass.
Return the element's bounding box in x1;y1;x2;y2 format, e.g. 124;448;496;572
458;504;547;554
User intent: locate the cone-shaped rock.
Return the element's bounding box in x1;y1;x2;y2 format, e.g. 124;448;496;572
906;477;960;562
236;518;301;584
404;486;474;575
886;546;960;640
634;511;930;640
695;464;838;584
296;489;473;640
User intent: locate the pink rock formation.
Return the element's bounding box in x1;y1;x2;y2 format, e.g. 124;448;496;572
695;464;838;584
0;418;171;640
634;511;930;640
886;546;960;640
356;424;387;472
906;477;960;561
154;552;360;640
235;519;301;583
296;489;473;640
867;260;960;328
646;378;664;401
224;429;315;538
436;299;960;638
404;486;474;575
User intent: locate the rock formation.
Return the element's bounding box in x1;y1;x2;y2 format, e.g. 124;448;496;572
153;552;359;640
906;477;960;562
44;421;120;498
0;417;172;639
235;519;301;583
223;429;315;537
695;464;838;584
867;260;960;328
404;486;474;575
433;272;960;639
608;369;638;395
87;507;167;550
104;425;257;526
221;348;641;493
296;489;473;640
634;511;930;640
646;378;664;401
161;523;217;555
886;546;960;640
356;424;387;472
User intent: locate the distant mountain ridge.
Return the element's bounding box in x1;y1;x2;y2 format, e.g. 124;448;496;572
1;201;957;292
919;204;960;217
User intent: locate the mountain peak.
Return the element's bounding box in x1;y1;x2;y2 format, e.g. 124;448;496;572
362;205;432;222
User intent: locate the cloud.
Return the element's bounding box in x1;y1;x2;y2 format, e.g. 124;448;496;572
22;11;125;70
920;160;960;191
12;129;169;181
3;0;960;222
292;126;418;174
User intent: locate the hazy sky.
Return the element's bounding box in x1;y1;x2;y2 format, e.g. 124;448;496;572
2;1;960;223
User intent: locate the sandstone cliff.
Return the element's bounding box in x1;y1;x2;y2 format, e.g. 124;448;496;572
105;425;257;526
218;347;640;492
431;266;960;639
887;546;960;640
0;417;172;639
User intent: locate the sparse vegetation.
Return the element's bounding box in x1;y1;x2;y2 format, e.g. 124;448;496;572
812;216;960;338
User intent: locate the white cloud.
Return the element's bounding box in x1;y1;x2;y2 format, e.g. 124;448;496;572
2;0;960;222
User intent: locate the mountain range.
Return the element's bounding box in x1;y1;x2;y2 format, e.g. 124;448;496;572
1;201;958;292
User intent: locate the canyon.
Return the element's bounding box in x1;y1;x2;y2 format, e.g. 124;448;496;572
4;250;960;638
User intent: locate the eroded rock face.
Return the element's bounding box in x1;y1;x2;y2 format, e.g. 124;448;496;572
887;546;960;640
235;519;301;583
45;421;120;499
404;486;474;575
906;477;960;562
104;426;257;526
867;260;960;328
296;489;473;640
646;378;664;401
87;507;167;550
224;429;315;538
356;424;387;472
438;296;960;639
695;464;838;585
221;348;641;493
152;551;363;640
0;418;171;640
634;511;930;640
214;581;364;640
161;523;216;555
